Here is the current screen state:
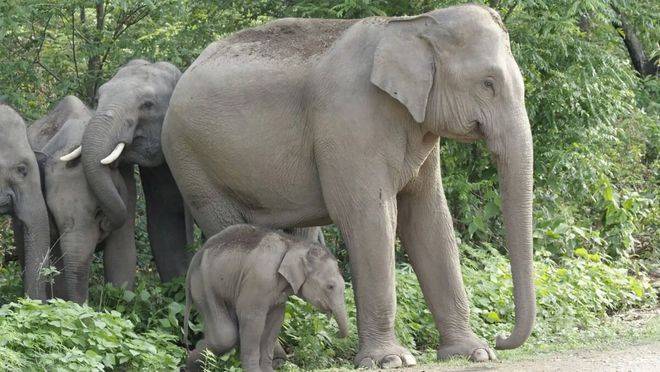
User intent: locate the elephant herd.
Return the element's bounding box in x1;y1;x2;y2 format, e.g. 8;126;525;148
0;4;536;370
1;61;192;304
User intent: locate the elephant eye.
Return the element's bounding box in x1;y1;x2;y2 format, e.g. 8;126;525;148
16;164;28;177
483;79;496;94
327;284;335;291
140;101;154;110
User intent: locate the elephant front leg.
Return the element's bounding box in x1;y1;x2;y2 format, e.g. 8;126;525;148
396;157;496;362
259;304;286;372
238;310;268;372
102;225;136;290
104;164;137;289
323;188;415;368
140;164;190;282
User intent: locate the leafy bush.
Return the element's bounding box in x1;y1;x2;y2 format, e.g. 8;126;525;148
0;0;658;370
198;250;656;370
0;299;184;371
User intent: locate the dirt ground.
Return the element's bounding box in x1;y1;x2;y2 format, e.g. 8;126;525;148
385;309;660;372
420;341;660;372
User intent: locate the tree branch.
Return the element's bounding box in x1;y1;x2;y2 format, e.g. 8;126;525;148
71;8;79;81
611;4;658;77
33;14;53;66
32;15;61;82
35;61;62;82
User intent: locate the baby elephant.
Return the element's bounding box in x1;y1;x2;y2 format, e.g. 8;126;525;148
184;224;349;372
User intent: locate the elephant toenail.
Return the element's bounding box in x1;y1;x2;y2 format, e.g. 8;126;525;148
357;357;377;369
401;354;417;366
471;348;490;362
380;355;403;369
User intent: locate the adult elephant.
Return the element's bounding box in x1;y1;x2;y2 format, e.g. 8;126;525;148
64;60;190;281
29;95;95;299
35;98;137;303
0;103;49;300
163;4;534;368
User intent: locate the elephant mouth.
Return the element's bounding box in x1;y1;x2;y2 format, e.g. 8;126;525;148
442;120;484;143
0;195;13;214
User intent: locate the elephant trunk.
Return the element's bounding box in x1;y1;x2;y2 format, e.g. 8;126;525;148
332;301;350;338
488;113;535;350
81;110;132;230
14;179;50;300
58;230;97;304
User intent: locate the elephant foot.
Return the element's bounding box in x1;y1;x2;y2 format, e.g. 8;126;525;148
272;356;286;369
437;336;497;362
355;342;416;369
273;341;288;369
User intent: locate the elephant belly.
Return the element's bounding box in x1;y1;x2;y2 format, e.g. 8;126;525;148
169;62;329;229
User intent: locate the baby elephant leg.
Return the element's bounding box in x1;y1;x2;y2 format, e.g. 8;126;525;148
238;310;269;372
187;303;238;371
260;304;286;371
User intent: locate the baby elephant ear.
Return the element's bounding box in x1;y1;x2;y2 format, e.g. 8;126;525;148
370;16;436;123
278;249;306;294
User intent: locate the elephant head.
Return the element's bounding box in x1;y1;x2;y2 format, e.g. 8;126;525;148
279;243;350;338
370;5;534;349
0;104;50;299
74;60;181;230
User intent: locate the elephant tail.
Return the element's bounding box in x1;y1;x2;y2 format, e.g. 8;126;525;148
183;249;203;349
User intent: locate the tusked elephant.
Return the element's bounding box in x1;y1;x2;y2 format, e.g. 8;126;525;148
37;99;137;303
59;59;326;280
0;102;50;300
163;4;534;367
59;60;191;281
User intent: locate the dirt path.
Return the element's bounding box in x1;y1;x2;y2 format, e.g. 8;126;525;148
401;342;660;372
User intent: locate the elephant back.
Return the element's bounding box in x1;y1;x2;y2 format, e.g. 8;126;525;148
191;18;358;70
28;96;91;151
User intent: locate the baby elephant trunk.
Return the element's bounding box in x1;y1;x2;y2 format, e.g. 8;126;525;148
333;302;350;338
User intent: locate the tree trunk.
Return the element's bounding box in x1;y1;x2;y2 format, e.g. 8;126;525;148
611;6;658;77
85;1;105;104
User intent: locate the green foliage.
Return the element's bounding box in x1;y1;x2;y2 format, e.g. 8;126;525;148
197;252;656;370
0;261;22;305
0;243;656;370
0;0;658;370
0;298;184;371
462;245;656;344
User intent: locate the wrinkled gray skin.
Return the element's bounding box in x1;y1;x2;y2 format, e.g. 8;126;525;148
183;225;348;372
0;103;50;299
28;96;92;151
79;60;190;281
79;59;323;281
164;4;534;367
26;96;95;299
39;109;137;304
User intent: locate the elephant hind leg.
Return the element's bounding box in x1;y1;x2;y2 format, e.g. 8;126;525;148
286;226;325;245
176;177;245;239
187;300;238;371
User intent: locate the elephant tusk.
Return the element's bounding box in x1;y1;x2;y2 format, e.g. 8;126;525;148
59;146;82;162
100;142;125;165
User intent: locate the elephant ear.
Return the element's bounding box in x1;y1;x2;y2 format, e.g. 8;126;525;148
278;248;306;295
370;16;436;123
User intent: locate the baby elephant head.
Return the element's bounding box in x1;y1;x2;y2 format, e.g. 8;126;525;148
278;242;349;338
